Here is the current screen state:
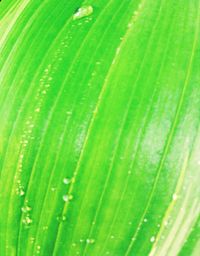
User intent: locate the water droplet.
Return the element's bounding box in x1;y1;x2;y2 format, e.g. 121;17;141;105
42;225;48;231
22;216;32;226
144;218;148;222
116;47;121;55
63;194;73;202
86;238;95;244
18;189;25;196
172;193;178;201
56;215;66;222
80;239;84;243
21;205;31;213
73;6;93;20
164;221;168;226
150;236;155;243
63;178;71;184
30;237;35;243
110;235;114;239
36;245;41;254
128;22;133;28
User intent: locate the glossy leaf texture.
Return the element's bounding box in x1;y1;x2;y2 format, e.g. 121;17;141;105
0;0;200;255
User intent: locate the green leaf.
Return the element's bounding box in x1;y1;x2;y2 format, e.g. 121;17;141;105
0;0;200;255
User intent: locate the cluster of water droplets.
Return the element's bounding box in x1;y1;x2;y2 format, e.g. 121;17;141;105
15;115;36;197
127;2;143;29
61;176;74;203
36;245;41;254
33;25;75;115
21;201;32;228
34;64;54;114
70;237;96;249
15;32;75;197
88;60;102;87
30;237;35;244
63;194;73;202
56;215;66;223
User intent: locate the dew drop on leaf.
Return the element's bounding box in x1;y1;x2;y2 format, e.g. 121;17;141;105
63;178;71;184
63;194;73;202
30;237;35;243
36;245;41;254
56;215;66;222
150;236;155;243
18;189;25;196
22;216;32;226
21;205;31;213
172;193;178;201
42;225;48;231
73;6;93;20
86;238;95;244
35;108;40;112
164;221;168;226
